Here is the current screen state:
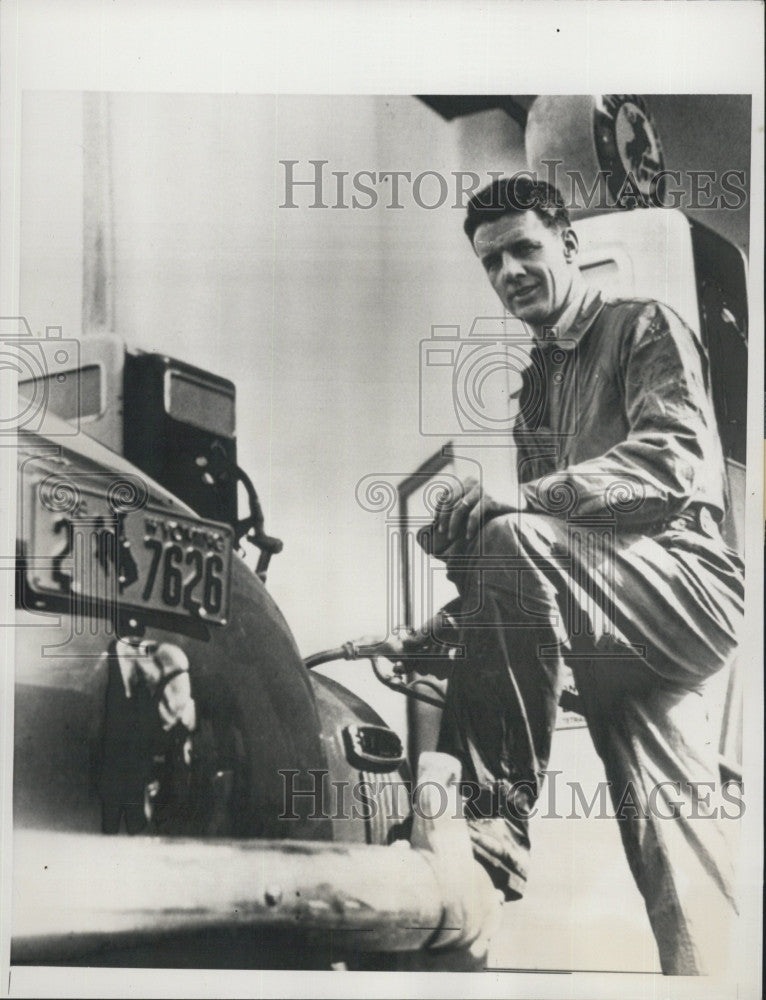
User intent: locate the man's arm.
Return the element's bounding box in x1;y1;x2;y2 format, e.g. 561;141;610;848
520;302;723;527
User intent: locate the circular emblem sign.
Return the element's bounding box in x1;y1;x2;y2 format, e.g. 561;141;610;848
593;95;665;206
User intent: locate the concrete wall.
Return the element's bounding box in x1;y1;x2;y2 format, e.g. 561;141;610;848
20;92;84;338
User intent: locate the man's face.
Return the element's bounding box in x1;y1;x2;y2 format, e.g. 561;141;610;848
472;210;578;326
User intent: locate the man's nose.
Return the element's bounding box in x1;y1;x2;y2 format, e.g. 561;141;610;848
499;251;525;281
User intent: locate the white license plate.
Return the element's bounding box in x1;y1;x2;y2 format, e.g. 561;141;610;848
27;486;233;625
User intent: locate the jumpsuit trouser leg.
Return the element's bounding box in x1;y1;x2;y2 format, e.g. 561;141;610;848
436;510;744;974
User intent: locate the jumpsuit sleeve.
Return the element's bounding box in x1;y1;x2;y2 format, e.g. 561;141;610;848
519;302;719;526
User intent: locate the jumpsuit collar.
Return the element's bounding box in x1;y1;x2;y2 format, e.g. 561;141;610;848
538;284;605;349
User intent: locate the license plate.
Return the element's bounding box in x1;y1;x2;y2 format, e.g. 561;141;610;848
27;485;233;625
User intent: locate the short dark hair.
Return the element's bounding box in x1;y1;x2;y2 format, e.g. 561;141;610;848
464;174;571;243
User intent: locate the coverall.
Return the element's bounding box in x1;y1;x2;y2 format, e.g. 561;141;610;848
434;288;744;974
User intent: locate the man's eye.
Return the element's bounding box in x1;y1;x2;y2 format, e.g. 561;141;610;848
482;256;500;272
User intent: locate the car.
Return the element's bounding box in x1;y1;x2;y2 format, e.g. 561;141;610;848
11;328;493;970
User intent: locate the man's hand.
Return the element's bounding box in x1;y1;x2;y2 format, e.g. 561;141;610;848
434;476;522;546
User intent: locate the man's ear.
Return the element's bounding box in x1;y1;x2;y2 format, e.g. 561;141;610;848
562;227;579;262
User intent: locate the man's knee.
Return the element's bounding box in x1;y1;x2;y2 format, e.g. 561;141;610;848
472;511;560;558
472;514;519;557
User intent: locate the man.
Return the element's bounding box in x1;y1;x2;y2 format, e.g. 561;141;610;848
421;175;744;974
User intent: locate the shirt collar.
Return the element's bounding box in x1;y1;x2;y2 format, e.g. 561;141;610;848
537;284;605;349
